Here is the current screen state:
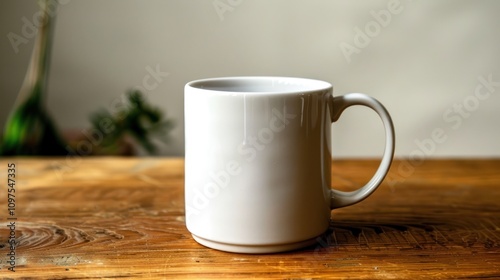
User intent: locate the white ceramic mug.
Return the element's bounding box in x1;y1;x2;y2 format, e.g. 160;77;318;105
184;77;395;253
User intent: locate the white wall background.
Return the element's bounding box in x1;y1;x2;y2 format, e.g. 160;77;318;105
1;0;499;158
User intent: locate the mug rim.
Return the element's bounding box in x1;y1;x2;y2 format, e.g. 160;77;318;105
186;76;332;95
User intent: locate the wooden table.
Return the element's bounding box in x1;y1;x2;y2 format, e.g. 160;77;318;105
0;158;498;279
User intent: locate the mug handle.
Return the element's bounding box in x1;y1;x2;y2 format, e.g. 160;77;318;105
329;93;395;209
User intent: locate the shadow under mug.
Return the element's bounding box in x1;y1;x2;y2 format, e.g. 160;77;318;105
184;76;395;253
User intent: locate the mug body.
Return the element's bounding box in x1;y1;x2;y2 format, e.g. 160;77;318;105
185;77;333;253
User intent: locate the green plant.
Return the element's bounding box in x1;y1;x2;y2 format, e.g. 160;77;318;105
1;0;174;156
89;90;174;155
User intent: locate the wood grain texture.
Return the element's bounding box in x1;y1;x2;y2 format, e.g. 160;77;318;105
0;157;498;279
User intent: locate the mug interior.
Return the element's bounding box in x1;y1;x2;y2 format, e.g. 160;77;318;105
187;76;332;94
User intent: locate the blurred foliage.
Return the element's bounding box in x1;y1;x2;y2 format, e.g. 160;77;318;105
89;90;174;155
1;0;173;156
